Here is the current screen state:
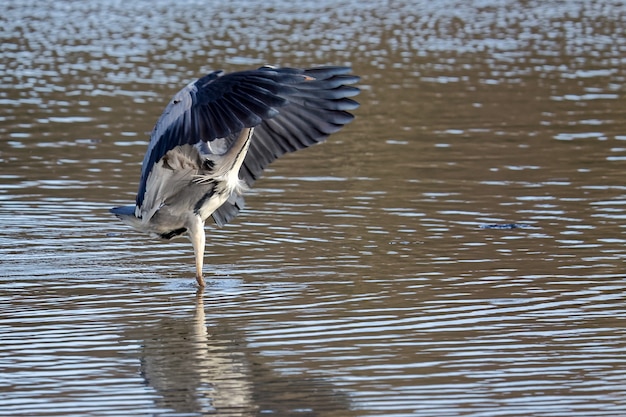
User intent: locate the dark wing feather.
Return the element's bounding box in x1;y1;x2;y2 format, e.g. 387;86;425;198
240;67;360;186
211;192;246;228
135;68;309;209
211;66;360;226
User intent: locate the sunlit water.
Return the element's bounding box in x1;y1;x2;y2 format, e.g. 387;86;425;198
2;1;626;416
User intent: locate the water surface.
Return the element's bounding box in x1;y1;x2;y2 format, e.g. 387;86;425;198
2;1;626;416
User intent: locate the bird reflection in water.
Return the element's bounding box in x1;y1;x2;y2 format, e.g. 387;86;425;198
134;290;357;416
138;290;254;415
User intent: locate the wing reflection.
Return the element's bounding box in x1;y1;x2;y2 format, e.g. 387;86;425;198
134;289;356;416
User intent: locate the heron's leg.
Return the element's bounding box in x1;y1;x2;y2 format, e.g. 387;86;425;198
188;215;206;287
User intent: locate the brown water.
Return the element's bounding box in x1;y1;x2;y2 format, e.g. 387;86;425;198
2;1;626;416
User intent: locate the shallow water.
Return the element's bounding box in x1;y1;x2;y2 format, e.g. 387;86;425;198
2;1;626;416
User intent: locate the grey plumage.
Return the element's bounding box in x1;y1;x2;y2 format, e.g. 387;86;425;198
111;65;360;286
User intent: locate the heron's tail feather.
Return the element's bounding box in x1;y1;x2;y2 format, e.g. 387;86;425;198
110;205;135;216
110;205;144;229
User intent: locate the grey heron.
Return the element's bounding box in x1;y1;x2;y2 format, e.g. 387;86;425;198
111;66;360;287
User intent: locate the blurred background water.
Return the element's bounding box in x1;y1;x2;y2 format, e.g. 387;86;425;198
1;1;626;416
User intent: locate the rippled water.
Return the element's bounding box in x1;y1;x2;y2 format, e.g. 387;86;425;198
2;0;626;416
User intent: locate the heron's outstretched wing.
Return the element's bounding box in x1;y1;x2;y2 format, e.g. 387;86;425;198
135;66;359;226
136;67;313;210
211;67;360;226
